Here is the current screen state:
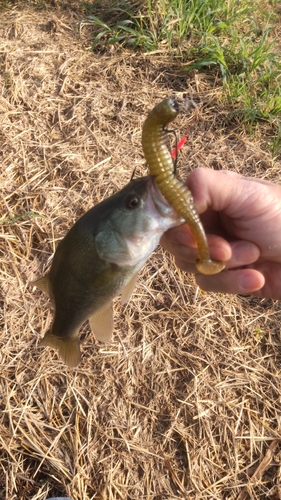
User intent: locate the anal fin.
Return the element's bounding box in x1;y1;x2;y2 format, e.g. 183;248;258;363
89;302;113;343
121;272;138;305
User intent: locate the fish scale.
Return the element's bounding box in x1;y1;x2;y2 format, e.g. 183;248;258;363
32;176;182;367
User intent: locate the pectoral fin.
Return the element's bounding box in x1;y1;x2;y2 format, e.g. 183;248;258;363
39;330;81;368
31;274;50;296
121;272;138;305
89;302;113;343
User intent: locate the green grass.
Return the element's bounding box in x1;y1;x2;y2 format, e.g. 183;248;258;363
80;0;281;154
0;212;42;225
81;0;253;51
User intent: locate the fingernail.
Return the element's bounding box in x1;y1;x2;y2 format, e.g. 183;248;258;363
239;273;260;291
232;241;258;265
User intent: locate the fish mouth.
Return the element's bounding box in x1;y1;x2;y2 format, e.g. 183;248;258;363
148;176;181;218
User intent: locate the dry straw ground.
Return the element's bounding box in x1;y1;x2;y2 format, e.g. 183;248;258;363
1;2;281;500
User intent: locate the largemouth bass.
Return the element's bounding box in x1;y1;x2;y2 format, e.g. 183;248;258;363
33;176;182;367
142;97;225;275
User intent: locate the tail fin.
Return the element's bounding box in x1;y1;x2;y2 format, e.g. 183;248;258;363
39;330;81;368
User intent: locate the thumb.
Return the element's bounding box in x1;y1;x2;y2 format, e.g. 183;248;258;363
186;168;250;216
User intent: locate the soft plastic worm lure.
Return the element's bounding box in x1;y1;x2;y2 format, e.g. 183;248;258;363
141;97;225;275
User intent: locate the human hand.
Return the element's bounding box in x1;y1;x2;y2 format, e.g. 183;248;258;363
161;168;281;299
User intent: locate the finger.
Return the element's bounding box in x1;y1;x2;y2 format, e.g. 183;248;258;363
186;168;266;218
248;260;281;299
186;168;242;214
175;233;261;269
196;268;265;295
227;241;260;268
162;225;260;270
171;239;260;275
161;225;232;263
174;257;197;274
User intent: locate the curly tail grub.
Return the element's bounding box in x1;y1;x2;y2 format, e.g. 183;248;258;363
142;98;225;275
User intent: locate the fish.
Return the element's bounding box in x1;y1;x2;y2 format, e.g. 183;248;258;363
32;176;182;367
141;97;225;275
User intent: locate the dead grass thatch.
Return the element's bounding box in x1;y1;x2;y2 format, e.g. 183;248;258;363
1;3;281;500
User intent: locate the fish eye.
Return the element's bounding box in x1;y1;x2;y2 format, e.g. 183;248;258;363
170;98;180;112
125;194;140;209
